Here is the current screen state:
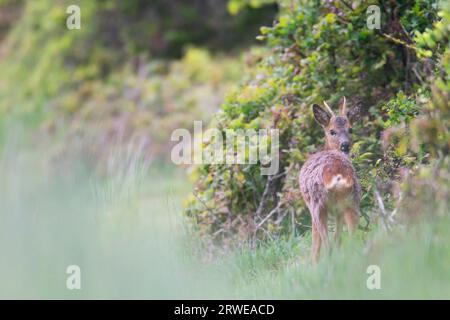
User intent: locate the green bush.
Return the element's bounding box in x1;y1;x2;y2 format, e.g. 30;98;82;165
186;0;449;246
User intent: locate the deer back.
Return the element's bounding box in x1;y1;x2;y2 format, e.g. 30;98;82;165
299;149;361;210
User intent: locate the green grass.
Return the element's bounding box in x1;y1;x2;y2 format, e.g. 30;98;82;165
222;219;450;299
0;133;449;299
0;137;230;299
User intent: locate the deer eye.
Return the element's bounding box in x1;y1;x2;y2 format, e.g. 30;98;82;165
330;130;336;136
348;128;353;134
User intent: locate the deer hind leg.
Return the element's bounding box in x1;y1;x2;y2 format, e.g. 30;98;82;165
311;205;328;263
334;213;343;246
343;207;359;234
311;223;321;264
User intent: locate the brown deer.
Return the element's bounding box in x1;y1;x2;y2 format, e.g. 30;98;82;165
299;97;361;263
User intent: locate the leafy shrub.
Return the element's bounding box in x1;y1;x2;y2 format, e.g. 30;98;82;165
186;0;448;247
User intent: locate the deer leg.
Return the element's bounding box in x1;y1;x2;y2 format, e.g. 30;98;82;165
344;207;359;234
334;213;343;246
318;207;329;249
311;206;328;263
311;223;321;264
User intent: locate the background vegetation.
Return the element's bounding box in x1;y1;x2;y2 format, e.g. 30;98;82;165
0;0;448;299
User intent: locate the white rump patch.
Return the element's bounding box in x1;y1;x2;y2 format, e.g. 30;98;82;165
325;174;352;190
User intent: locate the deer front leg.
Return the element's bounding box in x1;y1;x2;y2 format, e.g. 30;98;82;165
343;207;359;234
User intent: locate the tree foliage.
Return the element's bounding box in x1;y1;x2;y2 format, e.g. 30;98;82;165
0;0;274;163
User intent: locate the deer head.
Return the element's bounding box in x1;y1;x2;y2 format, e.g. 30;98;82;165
312;97;360;154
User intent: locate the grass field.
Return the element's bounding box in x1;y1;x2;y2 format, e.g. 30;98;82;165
0;140;228;298
1;137;449;299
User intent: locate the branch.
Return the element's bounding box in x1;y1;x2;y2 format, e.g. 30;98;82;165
255;176;273;218
381;32;418;52
254;171;285;218
339;0;354;11
193;191;216;216
256;202;282;230
374;188;391;231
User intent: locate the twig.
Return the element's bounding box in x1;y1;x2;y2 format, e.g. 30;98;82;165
254;171;285;218
255;176;272;219
256;202;282;230
374;188;390;231
275;206;289;225
193;191;216;216
412;66;425;83
212;228;224;238
381;32;418;52
339;0;354;11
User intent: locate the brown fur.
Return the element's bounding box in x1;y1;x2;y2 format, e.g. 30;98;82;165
299;99;361;263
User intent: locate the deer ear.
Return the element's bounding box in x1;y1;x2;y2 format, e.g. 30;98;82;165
346;105;361;124
312;104;331;127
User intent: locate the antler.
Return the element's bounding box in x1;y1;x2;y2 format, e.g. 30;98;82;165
339;96;347;116
322;100;335;117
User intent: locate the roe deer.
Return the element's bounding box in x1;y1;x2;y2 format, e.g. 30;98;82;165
299;97;361;263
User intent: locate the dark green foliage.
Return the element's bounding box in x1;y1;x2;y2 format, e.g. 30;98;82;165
382;91;423;127
101;0;278;58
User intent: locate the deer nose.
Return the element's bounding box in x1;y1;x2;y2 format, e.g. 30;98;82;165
340;142;350;154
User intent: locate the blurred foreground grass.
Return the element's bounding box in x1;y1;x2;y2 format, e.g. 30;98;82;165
0;127;231;299
0;125;449;299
